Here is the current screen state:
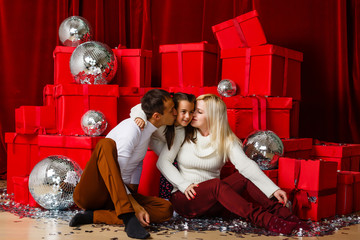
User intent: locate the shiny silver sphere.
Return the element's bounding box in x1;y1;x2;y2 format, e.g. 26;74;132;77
81;110;108;136
243;130;284;170
70;41;117;84
217;79;237;97
28;155;82;210
59;16;92;47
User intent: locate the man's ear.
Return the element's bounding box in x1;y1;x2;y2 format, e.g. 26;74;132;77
152;112;161;120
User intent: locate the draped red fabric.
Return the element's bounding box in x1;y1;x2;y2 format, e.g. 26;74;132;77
0;0;359;175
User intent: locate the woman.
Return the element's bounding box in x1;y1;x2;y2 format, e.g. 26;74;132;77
156;94;310;235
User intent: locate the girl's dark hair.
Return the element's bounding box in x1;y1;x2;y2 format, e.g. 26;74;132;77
165;92;196;149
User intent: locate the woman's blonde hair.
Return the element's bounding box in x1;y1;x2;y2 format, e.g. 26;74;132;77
196;94;240;161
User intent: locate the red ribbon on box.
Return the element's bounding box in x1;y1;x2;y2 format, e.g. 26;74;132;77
285;159;337;216
232;19;248;47
177;45;184;88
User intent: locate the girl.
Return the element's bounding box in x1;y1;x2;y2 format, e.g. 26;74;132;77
156;94;310;235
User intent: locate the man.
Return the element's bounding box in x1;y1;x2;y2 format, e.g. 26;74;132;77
69;89;176;239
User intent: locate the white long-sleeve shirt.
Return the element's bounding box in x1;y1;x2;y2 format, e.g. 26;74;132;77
156;130;280;198
106;118;157;185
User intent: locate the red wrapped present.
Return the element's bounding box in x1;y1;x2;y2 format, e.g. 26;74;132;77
311;140;360;171
340;171;360;212
117;87;156;122
53;46;76;85
168;86;219;97
160;41;218;88
223;96;295;139
112;48;152;87
212;10;267;49
37;135;104;170
221;45;303;100
138;150;161;197
263;169;278;185
278;157;338;221
336;171;354;215
54;84;119;136
12;176;39;207
351;156;360;172
43;85;55;106
282;138;313;159
5;133;38;193
15;106;57;134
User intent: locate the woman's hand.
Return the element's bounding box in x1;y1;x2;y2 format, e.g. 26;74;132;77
273;189;288;206
184;183;199;200
134;118;145;130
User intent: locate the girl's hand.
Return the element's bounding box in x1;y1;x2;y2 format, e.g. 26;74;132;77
184;183;199;200
273;189;288;206
134;118;145;130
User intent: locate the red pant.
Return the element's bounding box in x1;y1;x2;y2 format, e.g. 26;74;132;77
170;172;292;228
73;138;173;225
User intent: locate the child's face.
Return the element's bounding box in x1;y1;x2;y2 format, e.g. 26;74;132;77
175;100;195;127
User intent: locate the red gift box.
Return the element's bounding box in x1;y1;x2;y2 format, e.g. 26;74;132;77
112;48;152;87
282;138;313;159
12;176;39;207
53;46;76;85
15;106;57;135
263;169;278;185
311;140;360;171
221;45;303;100
168;86;219;97
43;84;55;106
5;133;38;193
37;135;104;170
138;150;161;197
212;10;267;49
336;171;354;215
340;171;360;212
223;96;294;139
160;41;218;88
278;157;338;221
117;87;156;122
54;84;119;136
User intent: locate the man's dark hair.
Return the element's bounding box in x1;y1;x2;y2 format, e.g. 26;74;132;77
141;89;172;119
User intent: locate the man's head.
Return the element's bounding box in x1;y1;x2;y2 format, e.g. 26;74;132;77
141;89;176;127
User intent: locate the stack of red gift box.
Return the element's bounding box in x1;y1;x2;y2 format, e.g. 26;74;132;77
5;42;157;205
212;10;360;221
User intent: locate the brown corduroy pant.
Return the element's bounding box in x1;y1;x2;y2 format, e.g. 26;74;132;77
73;138;173;225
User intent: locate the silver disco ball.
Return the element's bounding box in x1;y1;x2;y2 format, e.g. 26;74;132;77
217;79;237;97
81;110;108;136
243;130;284;170
28;155;82;210
70;41;118;84
59;16;92;47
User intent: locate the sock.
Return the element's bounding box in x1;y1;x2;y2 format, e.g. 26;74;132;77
119;212;150;239
267;215;297;235
69;210;93;227
285;215;311;231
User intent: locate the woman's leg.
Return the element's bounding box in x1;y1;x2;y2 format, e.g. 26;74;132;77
221;171;293;219
170;178;274;228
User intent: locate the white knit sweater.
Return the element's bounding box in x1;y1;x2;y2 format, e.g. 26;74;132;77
156;130;280;198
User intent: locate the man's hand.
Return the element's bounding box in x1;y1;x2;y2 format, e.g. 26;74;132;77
134;118;145;130
135;207;150;227
273;189;288;206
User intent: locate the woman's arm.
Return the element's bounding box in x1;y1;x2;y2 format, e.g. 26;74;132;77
130;103;147;127
228;142;280;198
156;128;193;193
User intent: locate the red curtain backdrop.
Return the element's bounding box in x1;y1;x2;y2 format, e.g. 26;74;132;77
0;0;359;175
